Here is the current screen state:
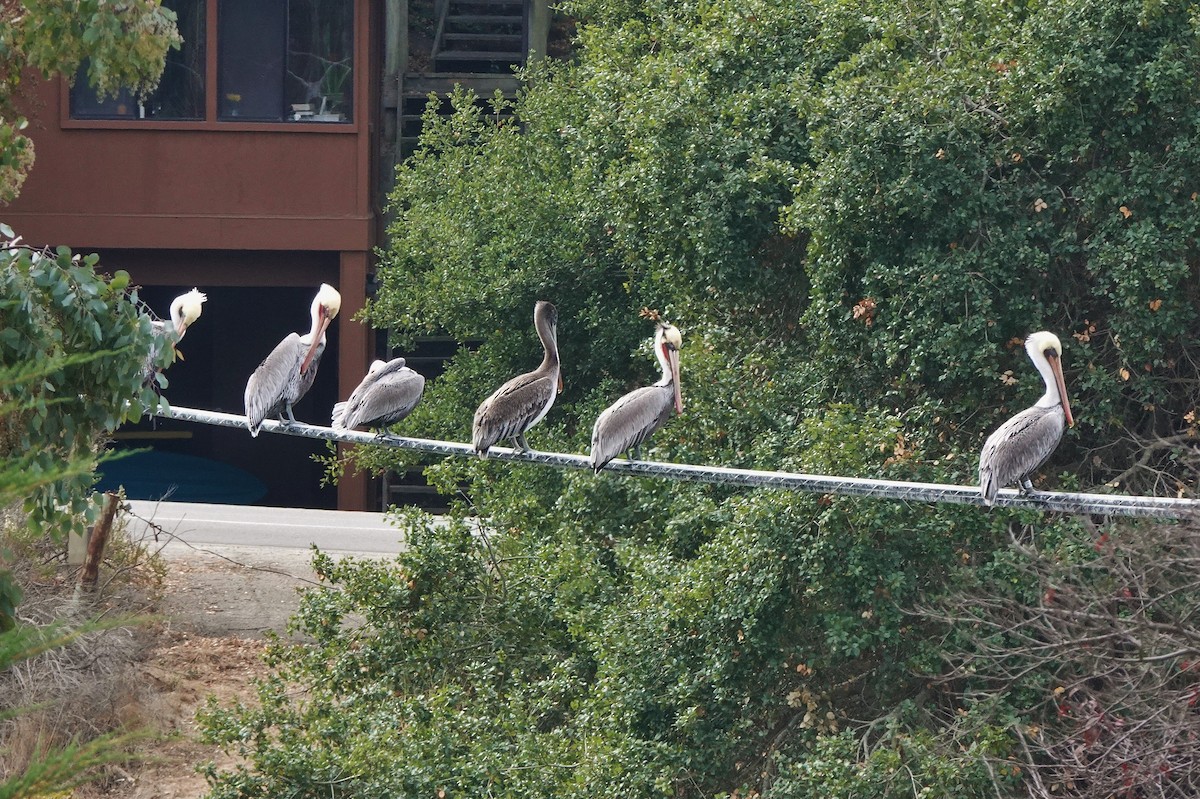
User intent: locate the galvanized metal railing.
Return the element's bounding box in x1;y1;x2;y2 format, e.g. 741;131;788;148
157;405;1200;521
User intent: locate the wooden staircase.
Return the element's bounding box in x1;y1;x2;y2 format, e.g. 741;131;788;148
432;0;529;73
396;74;519;159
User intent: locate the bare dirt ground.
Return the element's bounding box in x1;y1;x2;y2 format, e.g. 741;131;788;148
78;546;323;799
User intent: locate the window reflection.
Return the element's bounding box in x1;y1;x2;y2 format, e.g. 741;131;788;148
286;0;354;122
69;0;354;125
218;0;287;120
70;0;206;120
219;0;353;123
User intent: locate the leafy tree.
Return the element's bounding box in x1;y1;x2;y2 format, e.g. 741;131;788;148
0;230;166;538
786;0;1200;493
0;0;181;201
0;233;165;791
0;3;181;794
208;1;1200;797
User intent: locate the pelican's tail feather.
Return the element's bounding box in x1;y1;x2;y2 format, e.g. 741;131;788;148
331;401;348;430
980;472;998;506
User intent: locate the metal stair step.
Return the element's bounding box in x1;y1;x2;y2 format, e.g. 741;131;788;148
443;32;523;44
435;50;525;61
445;14;523;25
448;2;524;13
449;0;524;8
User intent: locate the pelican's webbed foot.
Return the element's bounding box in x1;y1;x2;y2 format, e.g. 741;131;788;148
1016;478;1053;508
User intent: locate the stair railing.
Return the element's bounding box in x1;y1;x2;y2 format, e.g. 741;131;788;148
430;0;450;67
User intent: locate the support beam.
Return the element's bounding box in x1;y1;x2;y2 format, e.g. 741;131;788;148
337;250;371;510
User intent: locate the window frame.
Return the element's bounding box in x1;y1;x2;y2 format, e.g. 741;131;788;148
61;0;362;135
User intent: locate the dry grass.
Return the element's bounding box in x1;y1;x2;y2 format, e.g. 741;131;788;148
0;508;165;788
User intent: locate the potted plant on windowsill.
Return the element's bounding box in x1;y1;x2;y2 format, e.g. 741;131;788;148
313;59;350;122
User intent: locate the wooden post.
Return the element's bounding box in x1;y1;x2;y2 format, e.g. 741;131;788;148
79;492;119;590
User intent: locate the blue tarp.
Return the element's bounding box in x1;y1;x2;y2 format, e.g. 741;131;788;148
96;449;267;505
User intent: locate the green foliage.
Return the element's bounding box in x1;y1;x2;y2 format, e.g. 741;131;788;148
785;0;1200;489
229;0;1200;797
769;719;1020;799
0;235;165;538
0;117;35;205
0;229;164;634
0;0;180;201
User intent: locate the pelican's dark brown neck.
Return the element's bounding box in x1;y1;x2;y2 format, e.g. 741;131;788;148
533;302;559;372
538;322;559;371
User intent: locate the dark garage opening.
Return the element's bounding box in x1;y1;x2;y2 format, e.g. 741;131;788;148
102;285;340;509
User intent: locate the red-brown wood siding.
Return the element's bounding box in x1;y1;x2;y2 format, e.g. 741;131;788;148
4;0;376;254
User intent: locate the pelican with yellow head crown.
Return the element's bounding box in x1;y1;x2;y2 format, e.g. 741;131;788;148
144;287;207;386
244;283;341;436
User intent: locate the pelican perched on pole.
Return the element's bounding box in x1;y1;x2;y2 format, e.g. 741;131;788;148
472;300;561;457
143;288;207;386
332;357;425;431
244;283;341;436
979;331;1074;505
590;319;683;473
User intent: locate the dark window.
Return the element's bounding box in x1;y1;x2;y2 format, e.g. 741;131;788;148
218;0;287;120
286;0;354;122
69;0;353;125
70;0;206;121
71;82;138;121
220;0;353;123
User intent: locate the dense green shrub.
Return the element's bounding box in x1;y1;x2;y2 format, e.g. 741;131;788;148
210;1;1200;797
1;229;164;631
788;0;1200;490
0;232;164;535
0;235;163;794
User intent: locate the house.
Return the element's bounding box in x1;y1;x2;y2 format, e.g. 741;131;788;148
4;0;556;511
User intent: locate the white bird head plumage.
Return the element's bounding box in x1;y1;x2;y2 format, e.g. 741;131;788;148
1025;330;1073;427
1024;330;1062;361
657;321;682;351
315;283;342;321
654;320;683;414
170;288;207;337
301;284;342;374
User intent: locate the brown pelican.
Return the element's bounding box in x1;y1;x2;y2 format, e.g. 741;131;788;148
332;357;425;431
244;283;341;436
143;288;207;385
979;330;1074;504
590;320;683;473
472;300;561;457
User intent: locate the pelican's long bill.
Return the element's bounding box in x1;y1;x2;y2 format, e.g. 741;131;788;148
300;284;341;374
1045;347;1074;427
665;339;682;414
300;309;332;374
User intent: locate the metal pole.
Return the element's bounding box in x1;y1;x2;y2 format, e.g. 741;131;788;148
158;405;1200;521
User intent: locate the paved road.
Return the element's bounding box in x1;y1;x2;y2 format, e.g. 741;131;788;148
124;499;406;556
122;500;409;636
